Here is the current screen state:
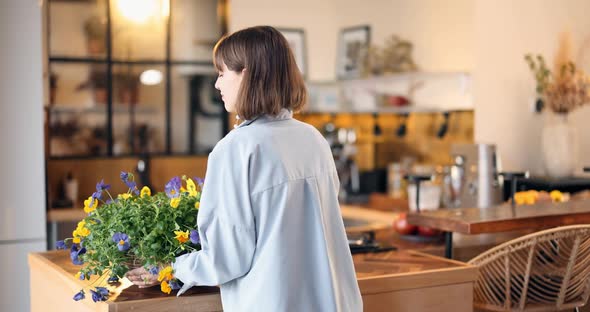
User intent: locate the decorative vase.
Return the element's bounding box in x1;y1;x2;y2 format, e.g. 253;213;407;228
541;113;578;178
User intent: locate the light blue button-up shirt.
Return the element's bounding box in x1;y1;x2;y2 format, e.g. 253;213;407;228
173;109;362;311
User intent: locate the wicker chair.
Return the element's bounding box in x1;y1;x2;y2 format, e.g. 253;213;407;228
468;225;590;312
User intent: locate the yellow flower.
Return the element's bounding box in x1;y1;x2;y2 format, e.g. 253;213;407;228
140;186;151;198
75;272;82;280
73;237;81;244
158;266;174;282
170;197;180;208
160;281;172;294
77;227;90;237
72;220;91;239
83;196;98;213
550;190;563;202
180;186;187;193
174;230;189;244
119;193;131;200
186;179;198;197
194;201;200;209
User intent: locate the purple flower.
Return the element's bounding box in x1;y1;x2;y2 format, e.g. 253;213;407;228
55;240;67;250
190;230;200;244
126;180;137;191
73;290;85;301
149;266;160;275
120;172;139;194
90;289;107;302
78;272;85;280
92;179;111;200
194;177;205;188
165;177;181;198
70;245;86;265
169;279;181;290
112;232;130;251
95;287;109;296
108;276;119;283
91;191;102;201
96;179;111;191
120;171;129;182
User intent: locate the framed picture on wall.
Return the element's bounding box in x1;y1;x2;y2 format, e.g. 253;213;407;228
336;25;371;79
277;28;308;79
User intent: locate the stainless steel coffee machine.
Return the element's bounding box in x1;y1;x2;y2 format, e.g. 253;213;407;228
447;143;503;208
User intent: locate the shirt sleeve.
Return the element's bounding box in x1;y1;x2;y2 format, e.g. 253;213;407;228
173;138;256;293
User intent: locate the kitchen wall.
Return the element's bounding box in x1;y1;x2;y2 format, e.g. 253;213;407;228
231;0;474;80
334;0;474;73
230;0;340;81
473;0;590;175
232;0;590;175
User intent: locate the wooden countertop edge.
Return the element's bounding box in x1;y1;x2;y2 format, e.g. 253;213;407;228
28;253;112;310
29;253;85;289
358;264;478;295
357;250;478;294
28;253;222;309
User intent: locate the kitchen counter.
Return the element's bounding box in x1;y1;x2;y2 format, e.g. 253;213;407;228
29;249;476;312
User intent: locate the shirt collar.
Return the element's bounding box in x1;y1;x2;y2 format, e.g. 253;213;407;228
235;108;293;129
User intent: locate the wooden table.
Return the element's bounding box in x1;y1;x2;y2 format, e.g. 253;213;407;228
29;249;477;312
407;199;590;259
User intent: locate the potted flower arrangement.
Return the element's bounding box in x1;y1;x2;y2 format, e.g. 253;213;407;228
524;31;590;177
56;172;203;302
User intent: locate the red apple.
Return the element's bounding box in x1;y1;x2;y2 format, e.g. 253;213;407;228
393;213;417;235
417;226;441;237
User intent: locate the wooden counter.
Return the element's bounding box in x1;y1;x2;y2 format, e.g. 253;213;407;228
29;249;477;312
407;199;590;234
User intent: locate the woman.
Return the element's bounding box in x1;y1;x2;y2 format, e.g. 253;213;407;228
127;26;362;312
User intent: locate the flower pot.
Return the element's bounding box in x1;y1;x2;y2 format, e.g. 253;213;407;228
541;113;578;178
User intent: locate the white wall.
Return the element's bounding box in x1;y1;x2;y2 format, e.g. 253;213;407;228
0;1;47;311
473;0;590;174
230;0;340;81
231;0;474;80
335;0;474;72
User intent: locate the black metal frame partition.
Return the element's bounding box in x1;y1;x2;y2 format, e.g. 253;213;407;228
46;0;229;158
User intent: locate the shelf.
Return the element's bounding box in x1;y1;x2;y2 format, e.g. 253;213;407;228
48;105;157;114
306;71;473;114
308;71;470;86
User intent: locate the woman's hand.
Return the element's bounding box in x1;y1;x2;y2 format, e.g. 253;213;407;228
125;266;160;288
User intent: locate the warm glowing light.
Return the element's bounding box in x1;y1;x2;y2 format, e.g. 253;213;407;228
140;69;163;85
115;0;169;23
161;0;170;19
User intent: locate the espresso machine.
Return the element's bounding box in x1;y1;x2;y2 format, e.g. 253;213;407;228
448;143;503;208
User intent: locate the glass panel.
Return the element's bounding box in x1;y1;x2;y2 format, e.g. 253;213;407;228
171;0;221;61
171;65;224;154
112;64;166;155
111;0;168;60
49;0;108;58
49;63;108;157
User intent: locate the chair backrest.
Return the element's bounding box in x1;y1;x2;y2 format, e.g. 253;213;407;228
468;224;590;311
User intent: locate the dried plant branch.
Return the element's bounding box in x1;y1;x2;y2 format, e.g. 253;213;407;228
525;32;590;114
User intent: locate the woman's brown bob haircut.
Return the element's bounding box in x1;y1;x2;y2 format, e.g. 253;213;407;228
213;26;307;120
